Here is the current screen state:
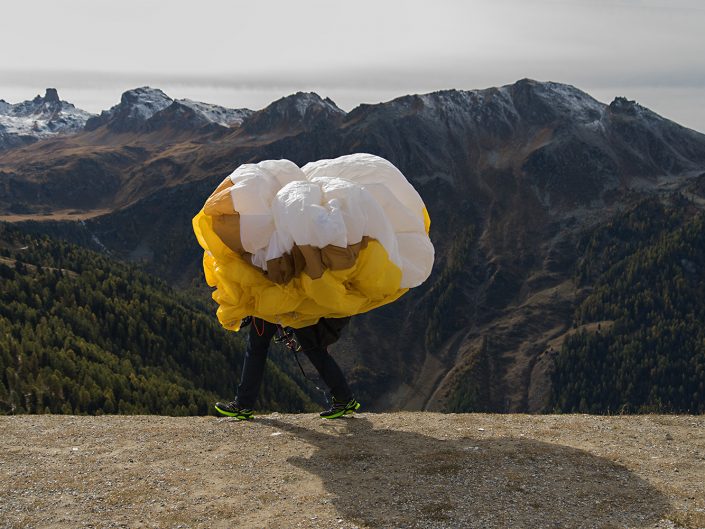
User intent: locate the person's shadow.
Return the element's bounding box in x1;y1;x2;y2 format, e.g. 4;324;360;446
260;415;669;529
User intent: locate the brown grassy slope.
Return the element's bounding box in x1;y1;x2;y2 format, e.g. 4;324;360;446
1;413;703;529
0;126;242;215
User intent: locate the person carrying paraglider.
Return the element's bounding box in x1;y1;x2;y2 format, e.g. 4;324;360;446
216;315;357;420
192;153;434;420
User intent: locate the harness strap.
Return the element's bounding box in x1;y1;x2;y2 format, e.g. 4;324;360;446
275;325;329;402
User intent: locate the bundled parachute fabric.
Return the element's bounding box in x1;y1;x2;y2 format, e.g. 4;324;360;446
192;153;434;330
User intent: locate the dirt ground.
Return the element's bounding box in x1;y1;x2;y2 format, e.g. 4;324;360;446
1;413;704;529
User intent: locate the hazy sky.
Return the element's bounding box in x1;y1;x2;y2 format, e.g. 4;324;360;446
1;0;704;131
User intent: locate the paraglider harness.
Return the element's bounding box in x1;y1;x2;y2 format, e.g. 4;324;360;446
241;316;302;352
273;325;303;352
240;316;325;396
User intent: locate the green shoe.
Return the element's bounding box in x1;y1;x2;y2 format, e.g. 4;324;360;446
320;397;361;419
214;400;255;420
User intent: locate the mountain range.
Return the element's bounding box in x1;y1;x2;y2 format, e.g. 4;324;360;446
2;79;705;413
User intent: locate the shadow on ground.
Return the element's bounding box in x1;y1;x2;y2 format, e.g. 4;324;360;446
261;416;669;529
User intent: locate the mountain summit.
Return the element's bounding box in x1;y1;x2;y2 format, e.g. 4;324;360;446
0;88;93;150
84;87;252;133
243;91;346;135
84;87;172;132
339;79;705;209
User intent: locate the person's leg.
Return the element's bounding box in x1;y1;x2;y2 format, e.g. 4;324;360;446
294;318;353;403
235;318;278;408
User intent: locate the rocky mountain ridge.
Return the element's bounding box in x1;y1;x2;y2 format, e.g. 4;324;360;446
0;86;255;151
84;86;254;133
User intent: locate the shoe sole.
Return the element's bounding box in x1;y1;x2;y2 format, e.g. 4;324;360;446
214;404;254;420
321;401;361;420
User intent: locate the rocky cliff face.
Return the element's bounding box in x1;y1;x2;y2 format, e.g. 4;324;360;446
4;79;705;412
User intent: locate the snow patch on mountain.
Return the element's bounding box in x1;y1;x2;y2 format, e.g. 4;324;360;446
0;89;94;146
120;87;173;121
528;80;605;123
176;99;252;126
291;92;345;117
609;96;662;124
411;80;606;128
85;87;252;132
242;92;346;135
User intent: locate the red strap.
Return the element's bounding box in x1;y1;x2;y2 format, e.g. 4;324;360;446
253;317;265;336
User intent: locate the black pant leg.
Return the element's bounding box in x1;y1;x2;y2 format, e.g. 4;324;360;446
236;318;278;408
295;318;353;402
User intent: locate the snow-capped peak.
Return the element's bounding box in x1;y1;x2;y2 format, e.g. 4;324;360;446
507;79;606;123
119;87;173;121
290;92;344;116
261;92;345;118
175;98;253;127
374;80;607;132
85;87;254;132
84;87;172;132
0;88;94;150
289;92;345;116
242;92;345;134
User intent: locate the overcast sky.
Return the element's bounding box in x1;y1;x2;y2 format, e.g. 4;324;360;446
1;0;704;131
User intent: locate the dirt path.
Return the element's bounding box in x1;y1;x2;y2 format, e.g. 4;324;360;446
1;413;704;529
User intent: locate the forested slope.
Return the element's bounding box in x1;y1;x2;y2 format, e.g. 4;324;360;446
551;199;705;413
0;224;315;415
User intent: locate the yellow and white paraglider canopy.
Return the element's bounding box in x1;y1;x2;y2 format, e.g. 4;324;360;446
192;153;434;330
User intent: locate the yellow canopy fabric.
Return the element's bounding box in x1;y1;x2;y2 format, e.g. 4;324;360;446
193;153;434;330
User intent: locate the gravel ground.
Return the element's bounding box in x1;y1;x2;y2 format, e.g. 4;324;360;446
1;413;704;529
